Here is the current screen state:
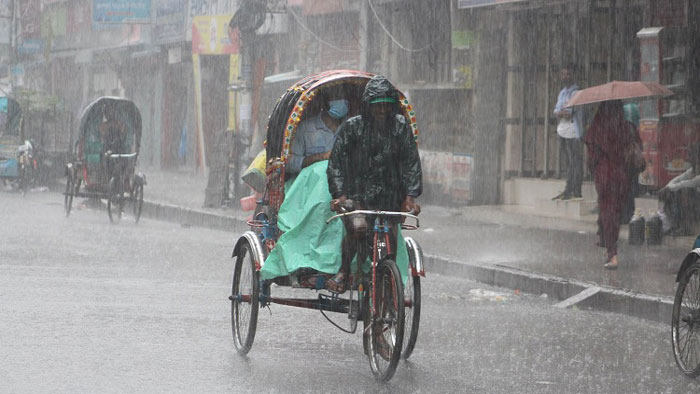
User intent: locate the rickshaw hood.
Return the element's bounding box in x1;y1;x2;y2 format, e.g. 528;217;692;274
361;75;398;103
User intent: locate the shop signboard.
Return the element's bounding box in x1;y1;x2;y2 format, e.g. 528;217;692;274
420;149;473;203
41;5;67;38
68;0;91;35
93;0;151;23
17;39;43;55
458;0;527;8
192;14;238;55
154;0;187;43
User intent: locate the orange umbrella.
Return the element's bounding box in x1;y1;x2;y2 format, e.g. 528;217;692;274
564;80;673;108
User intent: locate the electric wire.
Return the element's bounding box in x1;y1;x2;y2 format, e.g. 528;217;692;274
367;0;435;53
286;4;359;53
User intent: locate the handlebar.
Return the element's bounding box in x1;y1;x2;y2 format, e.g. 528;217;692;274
326;209;420;230
107;152;138;160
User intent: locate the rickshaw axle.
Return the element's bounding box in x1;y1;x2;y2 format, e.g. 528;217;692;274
263;296;351;314
229;293;352;314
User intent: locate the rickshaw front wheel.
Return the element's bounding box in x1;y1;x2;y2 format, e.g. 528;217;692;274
132;183;144;224
672;259;700;377
368;259;405;382
231;241;260;355
64;174;74;217
107;177;124;224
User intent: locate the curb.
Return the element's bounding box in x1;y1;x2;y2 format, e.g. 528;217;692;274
137;197;675;325
141;200;249;233
425;253;673;324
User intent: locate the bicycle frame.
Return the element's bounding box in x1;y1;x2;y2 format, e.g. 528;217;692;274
327;210;419;315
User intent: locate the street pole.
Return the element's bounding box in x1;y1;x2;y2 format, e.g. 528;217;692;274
359;0;368;70
9;0;14;89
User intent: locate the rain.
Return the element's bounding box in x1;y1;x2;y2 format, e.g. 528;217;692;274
1;0;700;392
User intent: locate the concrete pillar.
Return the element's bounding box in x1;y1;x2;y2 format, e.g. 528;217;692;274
471;10;507;205
359;0;368;71
153;62;163;169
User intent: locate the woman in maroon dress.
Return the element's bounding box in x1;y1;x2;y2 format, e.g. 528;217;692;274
585;100;634;270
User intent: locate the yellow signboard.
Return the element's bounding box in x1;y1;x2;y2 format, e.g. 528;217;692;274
192;14;238;55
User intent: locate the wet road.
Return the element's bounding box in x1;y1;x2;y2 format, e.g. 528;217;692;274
1;192;698;393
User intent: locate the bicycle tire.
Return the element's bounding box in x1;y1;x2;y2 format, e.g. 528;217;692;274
368;259;405;381
132;183;144;223
672;259;700;377
107;177;123;224
231;241;260;355
64;174;74;217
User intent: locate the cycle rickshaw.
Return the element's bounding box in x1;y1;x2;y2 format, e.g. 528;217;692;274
0;96;33;194
63;97;145;224
229;70;425;381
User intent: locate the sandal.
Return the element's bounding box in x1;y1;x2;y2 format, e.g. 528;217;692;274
603;261;618;270
301;275;327;290
326;272;347;293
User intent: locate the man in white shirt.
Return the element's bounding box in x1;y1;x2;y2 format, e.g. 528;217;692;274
552;64;584;200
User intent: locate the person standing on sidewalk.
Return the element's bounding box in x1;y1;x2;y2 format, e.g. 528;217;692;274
553;64;584;200
585;100;634;270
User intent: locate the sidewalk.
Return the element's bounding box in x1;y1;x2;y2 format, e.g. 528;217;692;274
136;169;691;323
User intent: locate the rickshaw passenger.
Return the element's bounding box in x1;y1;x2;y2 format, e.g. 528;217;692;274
327;75;423;293
287;89;348;174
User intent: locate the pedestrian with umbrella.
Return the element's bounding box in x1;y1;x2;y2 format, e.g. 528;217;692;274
566;81;672;270
584;100;634;269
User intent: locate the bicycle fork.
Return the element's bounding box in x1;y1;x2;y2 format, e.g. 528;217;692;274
371;217;393;316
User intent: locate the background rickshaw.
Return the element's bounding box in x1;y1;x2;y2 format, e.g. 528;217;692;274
0;96;32;193
229;70;425;381
63;97;145;224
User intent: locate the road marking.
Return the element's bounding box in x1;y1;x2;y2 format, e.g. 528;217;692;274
554;286;601;309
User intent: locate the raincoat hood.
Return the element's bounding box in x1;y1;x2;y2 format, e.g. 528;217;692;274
361;75;398;103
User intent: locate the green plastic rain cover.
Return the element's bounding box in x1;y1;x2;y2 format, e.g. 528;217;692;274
261;160;408;283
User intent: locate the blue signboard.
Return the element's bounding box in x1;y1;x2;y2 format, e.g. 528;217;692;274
17;39;43;55
93;0;151;23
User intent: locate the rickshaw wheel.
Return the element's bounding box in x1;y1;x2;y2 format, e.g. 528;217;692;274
64;175;74;217
107;177;124;224
132;183;144;224
672;260;700;377
18;164;28;196
231;241;259;355
402;271;421;360
368;259;405;382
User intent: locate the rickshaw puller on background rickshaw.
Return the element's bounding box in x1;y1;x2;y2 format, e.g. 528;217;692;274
100;102;132;184
327;75;423;293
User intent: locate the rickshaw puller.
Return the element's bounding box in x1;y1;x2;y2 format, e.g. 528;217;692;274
327;75;422;293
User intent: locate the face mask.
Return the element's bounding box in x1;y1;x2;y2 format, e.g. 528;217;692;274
327;99;348;119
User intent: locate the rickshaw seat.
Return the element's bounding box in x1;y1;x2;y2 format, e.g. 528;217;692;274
85;128;103;164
